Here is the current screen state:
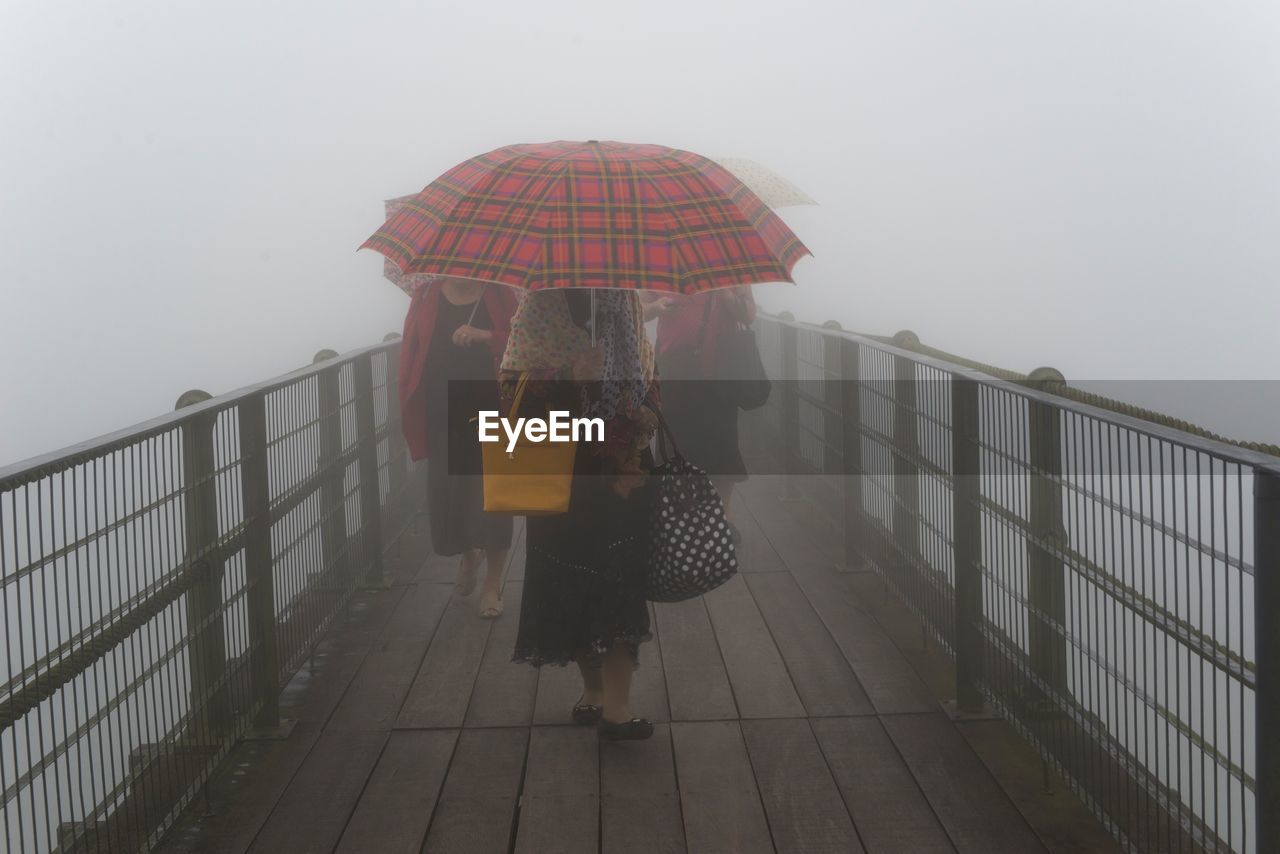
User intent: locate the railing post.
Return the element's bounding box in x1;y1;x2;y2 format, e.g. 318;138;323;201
950;374;985;714
238;391;294;738
890;351;923;592
1027;368;1069;704
382;336;407;540
818;323;845;540
314;354;350;589
779;316;801;500
1256;466;1280;853
838;337;867;571
354;353;387;588
175;390;230;741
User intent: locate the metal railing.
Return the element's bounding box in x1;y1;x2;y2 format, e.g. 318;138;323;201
0;341;422;853
748;312;1280;854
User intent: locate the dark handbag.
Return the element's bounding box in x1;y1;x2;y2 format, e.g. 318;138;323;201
714;323;771;411
645;410;738;602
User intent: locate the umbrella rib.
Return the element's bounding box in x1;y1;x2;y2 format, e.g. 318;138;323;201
514;154;575;290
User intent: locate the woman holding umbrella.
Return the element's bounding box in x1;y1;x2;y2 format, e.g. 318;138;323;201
363;140;809;737
500;287;661;738
398;275;520;617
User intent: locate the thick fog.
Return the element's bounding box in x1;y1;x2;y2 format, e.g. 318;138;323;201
2;1;1278;465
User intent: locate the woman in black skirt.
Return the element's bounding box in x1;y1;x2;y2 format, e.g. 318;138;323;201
399;277;519;617
500;288;661;740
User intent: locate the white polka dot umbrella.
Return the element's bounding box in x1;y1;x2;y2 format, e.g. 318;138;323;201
714;157;817;209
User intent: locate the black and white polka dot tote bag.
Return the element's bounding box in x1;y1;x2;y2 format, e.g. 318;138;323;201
646;413;738;603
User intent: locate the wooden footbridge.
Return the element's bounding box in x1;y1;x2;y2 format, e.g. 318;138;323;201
3;314;1276;853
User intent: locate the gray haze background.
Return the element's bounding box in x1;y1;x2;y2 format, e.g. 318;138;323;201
2;0;1278;466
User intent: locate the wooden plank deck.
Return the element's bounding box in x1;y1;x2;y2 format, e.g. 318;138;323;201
158;476;1119;854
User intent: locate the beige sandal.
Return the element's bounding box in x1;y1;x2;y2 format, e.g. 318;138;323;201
478;589;504;619
455;551;481;596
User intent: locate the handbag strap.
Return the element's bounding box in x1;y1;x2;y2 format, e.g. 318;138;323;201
506;371;531;419
465;285;485;327
651;404;685;465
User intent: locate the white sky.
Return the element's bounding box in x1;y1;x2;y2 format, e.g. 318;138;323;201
2;0;1278;464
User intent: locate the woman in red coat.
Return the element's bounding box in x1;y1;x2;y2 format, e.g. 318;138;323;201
399;277;520;617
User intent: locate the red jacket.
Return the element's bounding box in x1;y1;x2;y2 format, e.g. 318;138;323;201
399;282;519;460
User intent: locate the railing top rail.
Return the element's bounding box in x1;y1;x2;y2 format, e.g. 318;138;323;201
760;311;1280;473
0;340;398;489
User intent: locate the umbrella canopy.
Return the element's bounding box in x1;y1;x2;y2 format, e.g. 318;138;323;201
714;157;817;208
379;195;426;295
361;140;810;294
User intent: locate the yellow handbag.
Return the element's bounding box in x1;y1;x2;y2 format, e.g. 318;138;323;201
482;372;576;515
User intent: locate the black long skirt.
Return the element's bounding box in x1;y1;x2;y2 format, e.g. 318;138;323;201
512;464;655;668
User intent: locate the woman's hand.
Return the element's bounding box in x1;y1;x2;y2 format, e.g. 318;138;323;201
641;295;680;320
452;325;491;347
610;450;649;498
633;404;658;438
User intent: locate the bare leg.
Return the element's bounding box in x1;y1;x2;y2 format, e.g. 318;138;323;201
455;549;481;596
714;478;735;512
600;644;636;723
576;653;604;706
477;548;507;618
714;478;741;542
480;549;507;597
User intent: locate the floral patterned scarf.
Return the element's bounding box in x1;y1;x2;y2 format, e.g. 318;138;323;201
501;289;655;420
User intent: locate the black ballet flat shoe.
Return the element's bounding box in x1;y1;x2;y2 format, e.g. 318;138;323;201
598;717;655;741
572;699;603;726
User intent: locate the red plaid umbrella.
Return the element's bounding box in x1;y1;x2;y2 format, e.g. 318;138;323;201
360;140;810;294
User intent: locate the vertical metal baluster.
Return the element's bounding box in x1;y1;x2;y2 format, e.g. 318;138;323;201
1254;465;1280;853
64;465;90;839
891;352;923;627
1159;438;1173;851
88;457;109;850
315;359;348;595
951;373;984;715
1234;468;1245;854
19;480;33;851
355;354;386;589
240;392;293;741
1192;448;1201;851
1141;435;1162;839
779;317;800;500
127;440;155;840
384;346;405;550
37;474;65;840
838;337;865;572
1028;375;1068;755
2;487;14;852
1177;444;1190;853
177;396;229;746
27;482;53;848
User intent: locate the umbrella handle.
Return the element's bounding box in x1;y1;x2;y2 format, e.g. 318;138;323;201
466;285;484;326
590;290;596;348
